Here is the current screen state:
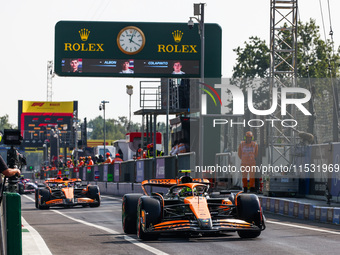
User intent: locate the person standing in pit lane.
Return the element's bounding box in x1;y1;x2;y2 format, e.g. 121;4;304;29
238;131;258;193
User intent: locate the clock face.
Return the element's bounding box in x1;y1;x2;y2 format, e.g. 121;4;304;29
117;26;145;55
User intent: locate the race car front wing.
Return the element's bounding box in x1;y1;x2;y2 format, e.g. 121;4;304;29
150;218;260;233
44;197;97;206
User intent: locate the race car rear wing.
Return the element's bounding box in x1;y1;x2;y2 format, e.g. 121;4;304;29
141;178;210;195
141;178;210;187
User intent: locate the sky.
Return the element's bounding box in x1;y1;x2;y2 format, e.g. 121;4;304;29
0;0;339;126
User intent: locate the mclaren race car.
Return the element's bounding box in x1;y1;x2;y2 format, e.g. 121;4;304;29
35;177;100;209
122;171;265;240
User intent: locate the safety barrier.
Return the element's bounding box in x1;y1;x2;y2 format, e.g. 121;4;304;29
40;152;196;183
259;196;340;225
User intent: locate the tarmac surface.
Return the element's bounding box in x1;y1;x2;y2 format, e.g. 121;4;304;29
21;194;340;255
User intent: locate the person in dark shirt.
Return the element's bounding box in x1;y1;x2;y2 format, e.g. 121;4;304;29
0;155;21;177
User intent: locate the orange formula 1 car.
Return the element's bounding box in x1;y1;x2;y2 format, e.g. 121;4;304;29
122;172;265;240
35;177;100;209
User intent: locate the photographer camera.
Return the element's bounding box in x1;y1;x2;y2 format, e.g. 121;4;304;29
0;131;21;177
0;130;23;197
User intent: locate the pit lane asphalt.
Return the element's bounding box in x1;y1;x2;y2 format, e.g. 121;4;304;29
21;194;340;255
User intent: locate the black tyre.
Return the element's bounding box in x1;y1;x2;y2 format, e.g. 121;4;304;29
122;194;142;234
18;183;24;194
87;185;100;199
89;194;101;207
236;194;263;238
37;189;50;210
137;196;161;240
35;190;39;209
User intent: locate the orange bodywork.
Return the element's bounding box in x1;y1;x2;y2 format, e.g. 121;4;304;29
62;187;74;199
184;196;210;220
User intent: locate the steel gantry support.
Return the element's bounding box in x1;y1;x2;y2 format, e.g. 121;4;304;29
47;60;54;101
269;0;298;165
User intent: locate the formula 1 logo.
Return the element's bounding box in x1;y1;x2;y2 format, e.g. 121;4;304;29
31;103;44;107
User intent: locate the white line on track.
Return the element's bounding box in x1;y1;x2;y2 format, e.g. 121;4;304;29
52;210;169;255
22;217;53;255
23;195;35;202
266;220;340;235
101;195;122;201
23;194;169;255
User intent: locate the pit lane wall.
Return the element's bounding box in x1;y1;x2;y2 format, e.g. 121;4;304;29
258;196;340;225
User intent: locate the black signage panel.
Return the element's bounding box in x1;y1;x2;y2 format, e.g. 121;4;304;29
55;21;221;78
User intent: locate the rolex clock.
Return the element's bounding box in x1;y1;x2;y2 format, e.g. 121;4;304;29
117;26;146;55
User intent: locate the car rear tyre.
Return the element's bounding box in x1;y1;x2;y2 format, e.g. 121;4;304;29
137;196;161;240
122;194;143;234
18;183;24;194
37;189;50;210
236;194;263;238
35;190;39;209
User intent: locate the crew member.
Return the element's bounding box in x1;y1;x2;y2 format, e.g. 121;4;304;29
177;139;187;154
78;157;85;167
104;152;112;164
146;143;164;158
87;156;94;166
146;143;154;158
112;153;123;163
136;148;143;160
170;140;179;156
67;160;74;169
238;131;258;193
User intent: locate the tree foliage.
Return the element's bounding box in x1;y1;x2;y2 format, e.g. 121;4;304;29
88;116;140;140
0;114;15;130
232;19;340;82
232;36;270;79
231;19;340;136
87;115;167;140
297;19;340;79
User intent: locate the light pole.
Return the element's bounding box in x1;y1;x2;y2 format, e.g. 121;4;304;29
126;85;133;132
188;3;206;168
73;110;79;164
99;100;109;156
63;124;68;166
188;3;205;82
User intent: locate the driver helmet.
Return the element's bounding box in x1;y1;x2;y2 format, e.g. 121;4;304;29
180;187;192;197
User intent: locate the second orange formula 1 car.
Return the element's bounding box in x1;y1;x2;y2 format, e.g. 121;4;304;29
35;177;100;209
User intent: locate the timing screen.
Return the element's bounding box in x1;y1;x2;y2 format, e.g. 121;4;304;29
61;58;199;76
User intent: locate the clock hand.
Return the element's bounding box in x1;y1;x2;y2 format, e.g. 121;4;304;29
130;40;141;47
129;31;136;43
